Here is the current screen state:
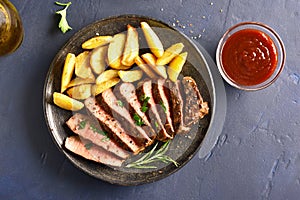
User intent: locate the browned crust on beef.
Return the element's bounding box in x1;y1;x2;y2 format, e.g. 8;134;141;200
137;79;173;141
182;76;209;126
153;79;175;136
167;79;191;134
65;136;124;167
65;113;129;159
99;89;153;147
114;82;156;139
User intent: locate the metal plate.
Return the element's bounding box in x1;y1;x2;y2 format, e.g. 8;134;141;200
43;15;223;186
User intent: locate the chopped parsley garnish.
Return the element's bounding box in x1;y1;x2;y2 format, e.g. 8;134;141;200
159;101;166;113
141;96;150;113
78;120;87;129
133;113;144;126
116;100;124;107
89;124;110;141
84;143;93;150
139;94;146;101
154;121;159;128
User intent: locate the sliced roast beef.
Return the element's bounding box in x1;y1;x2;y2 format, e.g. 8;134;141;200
167;79;191;134
182;76;209;126
152;78;175;136
84;97;144;154
65;136;124;167
137;79;173;141
99;88;153;147
66;113;129;159
114;82;156;139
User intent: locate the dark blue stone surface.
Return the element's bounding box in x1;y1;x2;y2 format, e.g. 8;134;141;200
1;0;299;199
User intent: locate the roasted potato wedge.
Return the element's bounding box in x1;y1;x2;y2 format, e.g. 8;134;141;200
67;77;95;88
141;53;167;78
156;65;168;79
81;36;112;49
121;25;139;67
66;84;92;100
92;78;120;96
75;51;95;79
156;43;184;65
141;22;164;58
61;53;76;93
118;70;143;82
135;56;157;79
107;33;129;69
95;69;119;84
53;92;84;111
167;52;188;82
90;45;107;74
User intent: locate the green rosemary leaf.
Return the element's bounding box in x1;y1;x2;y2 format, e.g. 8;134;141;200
126;141;178;169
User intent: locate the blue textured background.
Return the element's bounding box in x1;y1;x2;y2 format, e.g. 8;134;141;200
1;0;299;199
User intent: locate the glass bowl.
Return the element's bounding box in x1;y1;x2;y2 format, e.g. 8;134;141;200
216;22;286;91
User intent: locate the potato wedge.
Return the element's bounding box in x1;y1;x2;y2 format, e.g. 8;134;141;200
61;53;76;93
121;25;139;67
75;51;94;79
66;84;92;100
67;77;95;88
95;69;119;84
156;43;184;65
92;78;120;96
141;22;164;58
135;56;157;79
118;70;143;82
141;53;167;78
156;65;168;79
53;92;84;111
81;36;112;49
167;52;188;82
107;33;128;69
90;46;107;74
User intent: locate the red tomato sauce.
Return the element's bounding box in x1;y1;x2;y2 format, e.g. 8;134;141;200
221;29;278;86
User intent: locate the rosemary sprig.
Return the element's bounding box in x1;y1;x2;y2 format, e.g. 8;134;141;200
126;141;179;169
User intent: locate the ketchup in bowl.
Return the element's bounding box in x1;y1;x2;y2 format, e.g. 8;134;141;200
216;22;285;91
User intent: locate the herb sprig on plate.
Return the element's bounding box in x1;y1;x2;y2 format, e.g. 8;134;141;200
126;141;179;169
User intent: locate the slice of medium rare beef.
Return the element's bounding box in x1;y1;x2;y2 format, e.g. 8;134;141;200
84;97;144;154
137;79;173;141
114;82;156;139
66;113;129;159
166;79;191;134
99;88;153;147
152;78;175;137
181;76;209;126
65;136;124;167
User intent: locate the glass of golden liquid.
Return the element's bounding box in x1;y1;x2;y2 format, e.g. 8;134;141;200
0;0;23;56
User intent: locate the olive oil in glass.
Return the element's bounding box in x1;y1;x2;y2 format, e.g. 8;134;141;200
0;0;23;56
